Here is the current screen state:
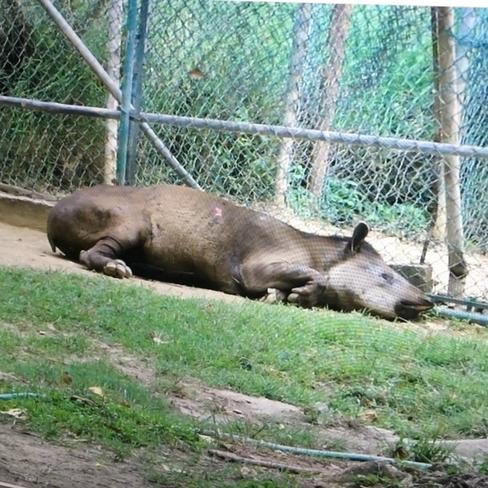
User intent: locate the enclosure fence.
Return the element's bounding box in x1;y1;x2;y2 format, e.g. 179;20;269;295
0;0;487;302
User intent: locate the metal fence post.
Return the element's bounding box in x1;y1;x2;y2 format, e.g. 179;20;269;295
126;0;150;185
116;0;138;185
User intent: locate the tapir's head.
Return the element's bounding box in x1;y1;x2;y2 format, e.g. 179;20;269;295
323;222;433;320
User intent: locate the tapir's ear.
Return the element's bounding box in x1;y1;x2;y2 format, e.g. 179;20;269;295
350;222;369;253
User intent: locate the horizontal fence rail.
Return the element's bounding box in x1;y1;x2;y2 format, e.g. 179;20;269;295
2;95;487;159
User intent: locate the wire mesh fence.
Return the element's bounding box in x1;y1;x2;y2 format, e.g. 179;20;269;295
3;2;488;476
0;0;120;192
136;1;488;300
0;0;487;301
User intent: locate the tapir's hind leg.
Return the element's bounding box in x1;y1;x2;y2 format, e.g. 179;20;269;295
79;236;133;279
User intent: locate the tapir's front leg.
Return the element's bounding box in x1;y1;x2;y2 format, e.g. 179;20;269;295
79;236;133;279
239;261;327;307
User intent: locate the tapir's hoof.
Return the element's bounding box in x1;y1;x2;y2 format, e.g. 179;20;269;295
103;259;133;279
287;292;300;305
261;288;288;304
287;291;316;308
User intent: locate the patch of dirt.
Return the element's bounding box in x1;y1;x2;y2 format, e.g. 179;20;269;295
170;382;305;424
0;421;357;488
0;424;151;487
94;340;157;387
412;472;488;488
2;420;488;488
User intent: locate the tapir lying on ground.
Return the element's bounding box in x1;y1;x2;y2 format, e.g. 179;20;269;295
47;184;433;320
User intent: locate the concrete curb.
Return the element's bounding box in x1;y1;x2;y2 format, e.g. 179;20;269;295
0;191;55;232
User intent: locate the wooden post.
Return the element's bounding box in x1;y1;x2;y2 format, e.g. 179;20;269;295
310;4;352;200
104;0;123;184
430;7;446;240
456;8;476;109
274;3;312;207
434;7;468;298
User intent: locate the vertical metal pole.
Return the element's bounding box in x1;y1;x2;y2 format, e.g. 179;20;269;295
126;0;150;185
116;0;138;185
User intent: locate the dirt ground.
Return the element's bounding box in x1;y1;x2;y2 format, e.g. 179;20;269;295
2;422;487;488
2;221;488;487
0;421;418;488
0;423;152;488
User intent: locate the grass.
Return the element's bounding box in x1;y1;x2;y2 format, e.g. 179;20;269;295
0;357;199;458
2;266;488;453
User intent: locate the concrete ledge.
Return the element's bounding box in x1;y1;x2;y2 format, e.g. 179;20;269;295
0;191;55;232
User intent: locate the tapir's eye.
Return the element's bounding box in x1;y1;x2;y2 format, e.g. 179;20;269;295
381;272;394;285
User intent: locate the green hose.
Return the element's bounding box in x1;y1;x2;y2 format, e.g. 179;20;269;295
201;430;432;471
0;392;44;400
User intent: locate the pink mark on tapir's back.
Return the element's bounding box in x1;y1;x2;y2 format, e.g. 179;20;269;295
212;206;224;224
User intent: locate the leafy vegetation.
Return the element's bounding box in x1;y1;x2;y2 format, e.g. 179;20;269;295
288;177;430;235
1;2;486;242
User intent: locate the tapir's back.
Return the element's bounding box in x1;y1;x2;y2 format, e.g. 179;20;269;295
141;184;306;277
47;184;307;283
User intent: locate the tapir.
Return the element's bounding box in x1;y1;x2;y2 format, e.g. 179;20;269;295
47;184;433;320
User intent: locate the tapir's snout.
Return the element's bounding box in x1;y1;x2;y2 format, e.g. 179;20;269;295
394;297;434;320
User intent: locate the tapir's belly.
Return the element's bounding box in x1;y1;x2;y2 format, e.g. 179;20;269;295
141;210;239;291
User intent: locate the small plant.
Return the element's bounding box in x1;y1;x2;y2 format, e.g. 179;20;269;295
365;201;429;235
409;437;453;464
320;177;366;225
299;176;431;236
479;456;488;475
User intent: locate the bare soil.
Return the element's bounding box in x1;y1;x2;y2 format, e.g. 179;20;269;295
0;420;361;488
0;424;150;488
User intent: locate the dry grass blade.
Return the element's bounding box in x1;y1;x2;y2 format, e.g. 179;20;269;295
208;448;323;474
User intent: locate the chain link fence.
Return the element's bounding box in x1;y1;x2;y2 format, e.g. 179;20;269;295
0;0;118;192
0;0;487;300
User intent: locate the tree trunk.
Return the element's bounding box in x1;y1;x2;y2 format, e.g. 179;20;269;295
104;0;123;185
274;3;312;207
430;7;446;240
431;8;476;241
456;8;476;109
433;7;468;298
309;4;352;200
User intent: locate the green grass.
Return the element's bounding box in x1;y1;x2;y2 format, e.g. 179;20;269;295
0;357;199;458
2;266;488;448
